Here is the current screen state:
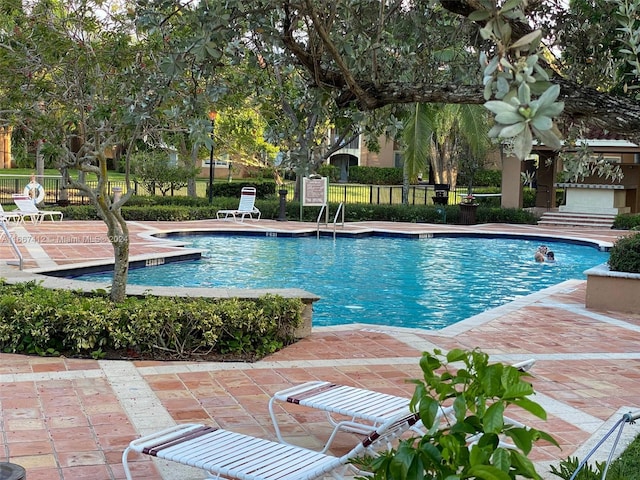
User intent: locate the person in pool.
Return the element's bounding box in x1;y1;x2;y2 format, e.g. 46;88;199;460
546;251;556;263
534;245;548;262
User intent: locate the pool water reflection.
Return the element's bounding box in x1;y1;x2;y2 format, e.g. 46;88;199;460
74;235;608;330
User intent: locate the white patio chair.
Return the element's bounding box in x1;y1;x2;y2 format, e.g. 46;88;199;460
216;186;261;222
122;410;420;480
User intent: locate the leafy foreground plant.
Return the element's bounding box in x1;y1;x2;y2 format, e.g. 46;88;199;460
355;348;559;479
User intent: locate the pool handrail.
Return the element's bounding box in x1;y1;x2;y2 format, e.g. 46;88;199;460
332;203;344;239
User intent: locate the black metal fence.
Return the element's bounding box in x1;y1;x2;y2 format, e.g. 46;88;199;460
0;176;134;206
0;174;460;207
279;183;461;206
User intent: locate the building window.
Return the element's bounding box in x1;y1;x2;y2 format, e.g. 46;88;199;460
394;152;404;168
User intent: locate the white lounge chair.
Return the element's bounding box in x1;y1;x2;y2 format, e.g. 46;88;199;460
122;410;420;480
12;194;63;224
0;204;24;224
268;359;535;453
216;186;261;221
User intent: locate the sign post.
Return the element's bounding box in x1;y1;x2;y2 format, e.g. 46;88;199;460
301;175;328;221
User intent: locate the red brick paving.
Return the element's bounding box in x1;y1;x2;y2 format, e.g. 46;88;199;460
1;219;639;479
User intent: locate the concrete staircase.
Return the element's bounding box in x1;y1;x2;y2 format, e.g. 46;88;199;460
537;211;616;228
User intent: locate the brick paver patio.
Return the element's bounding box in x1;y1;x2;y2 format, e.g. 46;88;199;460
1;219;638;479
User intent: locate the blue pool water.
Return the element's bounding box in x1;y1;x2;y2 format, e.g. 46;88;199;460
74;235;608;330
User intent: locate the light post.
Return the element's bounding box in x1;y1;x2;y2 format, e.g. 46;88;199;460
208;110;217;204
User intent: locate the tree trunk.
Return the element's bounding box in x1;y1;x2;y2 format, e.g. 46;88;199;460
85;157;131;303
109;219;130;303
97;201;130;302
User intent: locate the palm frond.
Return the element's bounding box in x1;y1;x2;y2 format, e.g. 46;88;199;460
402;103;434;180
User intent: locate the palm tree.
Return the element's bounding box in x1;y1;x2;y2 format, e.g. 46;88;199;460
401;103;492;203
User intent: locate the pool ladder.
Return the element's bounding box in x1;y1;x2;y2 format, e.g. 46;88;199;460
1;221;23;270
316;203;344;239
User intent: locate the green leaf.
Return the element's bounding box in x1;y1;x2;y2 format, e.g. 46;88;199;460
512;125;533;160
495;111;525;124
532;125;563;151
390;442;424;480
496;76;511;98
536;84;561;108
500;0;523;14
508;450;542;479
504;427;533;454
467;464;513;480
536;429;560;448
536;101;564;117
469;442;491;465
491;447;511;471
483;402;505;433
480;364;504;396
469;9;492;21
502;380;534;399
419;396;442;430
509;29;542;50
518;83;531;105
446;348;467;363
484;100;518;115
453;394;467;423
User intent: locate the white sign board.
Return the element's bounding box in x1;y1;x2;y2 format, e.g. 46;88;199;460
302;176;328;206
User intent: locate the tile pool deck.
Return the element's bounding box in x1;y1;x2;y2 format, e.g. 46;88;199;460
1;218;639;479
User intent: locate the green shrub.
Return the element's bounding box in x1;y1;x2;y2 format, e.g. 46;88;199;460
0;281;303;360
317;164;340;182
56;192;539;224
210;182;276;199
550;437;640;480
549;456;606;480
613;213;640;230
608;233;640;273
132;151;199;196
458;169;502;188
127;195;209;207
348;166;403;185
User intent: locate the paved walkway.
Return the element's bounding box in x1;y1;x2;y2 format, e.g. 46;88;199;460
1;219;639;479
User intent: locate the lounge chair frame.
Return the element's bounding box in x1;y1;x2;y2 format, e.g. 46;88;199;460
216;186;261;222
268;359;535;453
12;194;63;224
122;411;420;480
0;204;24;224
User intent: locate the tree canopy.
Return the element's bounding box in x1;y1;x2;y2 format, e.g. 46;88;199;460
202;0;640;159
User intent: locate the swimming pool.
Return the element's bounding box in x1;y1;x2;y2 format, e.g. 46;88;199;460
72;234;609;330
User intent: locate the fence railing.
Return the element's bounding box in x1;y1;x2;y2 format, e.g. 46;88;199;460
0;174;462;207
280;183;463;206
0;176;135;206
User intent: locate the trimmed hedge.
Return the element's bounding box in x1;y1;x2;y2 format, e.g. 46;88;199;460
608;233;640;273
56;197;538;224
0;281;304;360
613;213;640;230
